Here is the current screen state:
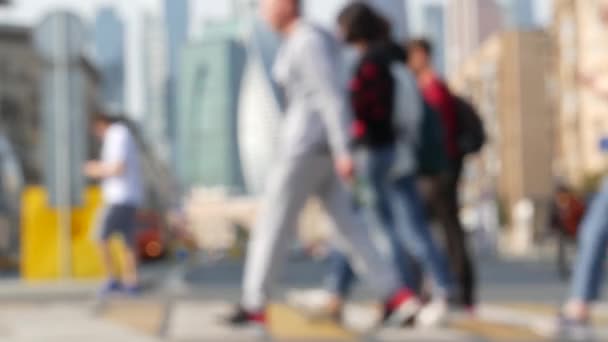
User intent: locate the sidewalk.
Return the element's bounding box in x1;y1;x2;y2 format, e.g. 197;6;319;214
0;302;161;342
0;260;172;302
0;300;479;342
0;294;607;341
0;279;98;302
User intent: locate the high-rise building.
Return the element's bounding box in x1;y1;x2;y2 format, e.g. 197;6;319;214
451;30;554;234
0;24;99;256
504;0;536;29
177;23;246;192
446;0;503;76
164;0;190;151
423;4;446;75
94;7;125;113
370;0;409;40
238;18;282;194
141;11;169;162
553;0;608;187
0;24;100;184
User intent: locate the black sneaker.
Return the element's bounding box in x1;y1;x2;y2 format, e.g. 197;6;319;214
224;306;267;327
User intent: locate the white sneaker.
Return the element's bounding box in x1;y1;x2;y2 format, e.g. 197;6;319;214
534;315;593;342
285;289;341;320
416;299;449;328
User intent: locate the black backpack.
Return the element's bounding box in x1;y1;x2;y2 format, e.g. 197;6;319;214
454;95;486;155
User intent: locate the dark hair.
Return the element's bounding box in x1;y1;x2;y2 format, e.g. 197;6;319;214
388;42;408;62
93;111;120;125
290;0;301;15
338;2;391;44
408;38;433;57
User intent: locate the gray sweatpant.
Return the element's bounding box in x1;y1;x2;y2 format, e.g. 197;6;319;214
242;153;399;311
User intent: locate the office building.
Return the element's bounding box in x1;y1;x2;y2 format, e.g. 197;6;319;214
177;25;246;192
141;11;170;161
446;0;503;75
553;0;608;188
0;24;100;184
164;0;190;149
94;7;125;113
238;18;282;195
451;30;554;233
504;0;536;29
423;4;446;75
368;0;409;39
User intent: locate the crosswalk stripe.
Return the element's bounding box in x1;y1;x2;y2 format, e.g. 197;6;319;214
100;299;165;335
269;304;353;340
451;319;545;342
0;304;160;341
504;303;608;325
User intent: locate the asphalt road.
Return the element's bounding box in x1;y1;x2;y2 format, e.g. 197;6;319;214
0;254;606;341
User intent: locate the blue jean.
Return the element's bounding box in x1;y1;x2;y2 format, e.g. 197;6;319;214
325;146;453;298
570;178;608;302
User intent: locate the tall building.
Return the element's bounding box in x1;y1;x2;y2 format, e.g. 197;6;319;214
141;11;169;162
238;18;282;194
0;24;100;185
94;7;125;113
0;23;101;247
370;0;409;39
553;0;608;188
423;4;446;75
451;30;554;233
446;0;503;76
164;0;190;151
177;23;246;192
504;0;536;29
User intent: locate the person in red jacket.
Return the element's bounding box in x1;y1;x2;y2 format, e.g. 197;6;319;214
407;38;477;309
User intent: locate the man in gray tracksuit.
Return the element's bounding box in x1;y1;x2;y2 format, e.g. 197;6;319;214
226;0;420;328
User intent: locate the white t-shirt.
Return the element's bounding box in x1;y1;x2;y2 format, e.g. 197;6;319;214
101;123;143;205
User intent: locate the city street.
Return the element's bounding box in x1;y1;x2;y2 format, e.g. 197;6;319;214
1;0;607;340
0;255;606;341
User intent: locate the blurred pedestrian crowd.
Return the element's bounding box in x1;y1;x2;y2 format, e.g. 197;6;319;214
83;0;608;340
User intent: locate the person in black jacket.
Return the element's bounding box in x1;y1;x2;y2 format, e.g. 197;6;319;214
289;3;454;328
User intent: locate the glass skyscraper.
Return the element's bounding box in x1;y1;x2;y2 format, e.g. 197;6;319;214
164;0;190;151
94;7;125;113
141;11;169;162
504;0;536;29
177;24;246;192
238;18;282;195
423;4;446;75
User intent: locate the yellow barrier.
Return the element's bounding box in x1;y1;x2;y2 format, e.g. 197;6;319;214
21;186;125;281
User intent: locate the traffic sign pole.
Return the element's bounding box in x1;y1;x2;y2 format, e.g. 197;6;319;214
34;11;87;279
54;14;71;279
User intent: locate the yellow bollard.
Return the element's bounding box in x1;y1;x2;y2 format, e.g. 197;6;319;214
21;186;126;281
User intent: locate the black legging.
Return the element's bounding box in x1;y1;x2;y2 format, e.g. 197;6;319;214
430;158;477;307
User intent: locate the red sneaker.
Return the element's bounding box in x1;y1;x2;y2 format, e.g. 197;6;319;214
225;306;267;327
383;288;422;326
